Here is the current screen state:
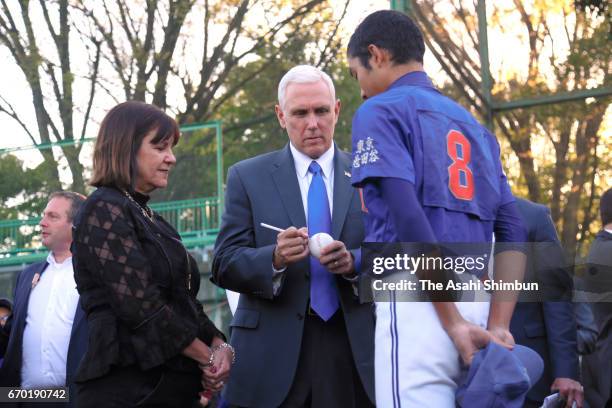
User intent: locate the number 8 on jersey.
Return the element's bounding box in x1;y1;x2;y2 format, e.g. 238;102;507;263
447;129;474;201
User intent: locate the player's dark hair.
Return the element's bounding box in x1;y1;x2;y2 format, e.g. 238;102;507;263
600;187;612;226
347;10;425;69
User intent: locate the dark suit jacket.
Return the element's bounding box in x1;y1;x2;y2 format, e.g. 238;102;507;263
0;260;88;407
511;198;579;404
212;145;375;408
582;229;612;407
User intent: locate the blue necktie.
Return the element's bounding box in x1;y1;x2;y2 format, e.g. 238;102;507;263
307;161;339;321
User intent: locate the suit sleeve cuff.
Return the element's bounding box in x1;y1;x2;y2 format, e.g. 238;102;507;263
272;264;287;296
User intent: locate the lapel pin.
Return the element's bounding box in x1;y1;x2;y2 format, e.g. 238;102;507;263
344;171;351;177
31;272;40;289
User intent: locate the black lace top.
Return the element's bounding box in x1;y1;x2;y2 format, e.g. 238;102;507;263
71;186;224;382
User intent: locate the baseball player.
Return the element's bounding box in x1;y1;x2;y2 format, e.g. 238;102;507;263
347;10;528;407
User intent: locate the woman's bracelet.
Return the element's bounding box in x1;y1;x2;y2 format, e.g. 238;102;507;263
207;342;236;366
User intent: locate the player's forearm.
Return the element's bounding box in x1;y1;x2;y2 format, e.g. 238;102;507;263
377;178;455;301
376;178;478;328
487;250;526;328
433;301;464;332
487;301;516;330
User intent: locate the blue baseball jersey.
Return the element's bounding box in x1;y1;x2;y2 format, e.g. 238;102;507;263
351;71;515;243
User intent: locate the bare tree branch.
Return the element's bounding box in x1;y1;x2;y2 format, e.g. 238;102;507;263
81;37;102;139
44;61;63;106
208;55;278;116
202;0;209;64
116;0;136;47
38;0;59;44
451;0;478;51
0;0;27;60
43;108;63;142
0;95;37;144
187;0;250;114
151;0;193;106
316;0;349;69
412;2;484;107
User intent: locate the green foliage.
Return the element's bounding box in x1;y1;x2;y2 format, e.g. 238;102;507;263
0;155;26;203
574;0;608;15
0;154;52;219
156;59;364;203
156;7;363;201
153;126;221;201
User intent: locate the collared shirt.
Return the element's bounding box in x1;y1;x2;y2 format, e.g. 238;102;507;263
21;253;79;388
271;143;336;293
289;141;335;220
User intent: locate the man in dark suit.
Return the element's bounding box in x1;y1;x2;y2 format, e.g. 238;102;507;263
582;187;612;408
0;191;88;407
512;198;583;407
212;65;374;408
0;298;12;368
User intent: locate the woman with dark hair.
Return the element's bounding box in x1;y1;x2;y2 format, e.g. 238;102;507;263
72;101;232;407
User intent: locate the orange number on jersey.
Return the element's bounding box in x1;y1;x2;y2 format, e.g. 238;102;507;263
447;130;474;200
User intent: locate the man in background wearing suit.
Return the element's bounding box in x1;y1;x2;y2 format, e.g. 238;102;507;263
512;198;583;407
0;298;11;329
582;187;612;407
0;191;88;407
212;65;375;408
0;298;12;368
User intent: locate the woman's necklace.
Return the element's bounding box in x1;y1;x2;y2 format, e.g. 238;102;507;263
122;189;154;222
123;189;193;292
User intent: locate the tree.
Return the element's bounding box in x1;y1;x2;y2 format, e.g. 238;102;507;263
74;0;345;122
409;0;610;257
0;0;101;194
155;57;362;202
0;0;350;206
0;153;52;219
150;0;355;200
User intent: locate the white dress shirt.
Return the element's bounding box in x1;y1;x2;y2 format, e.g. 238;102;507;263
289;141;335;221
271;143;336;293
21;253;80;388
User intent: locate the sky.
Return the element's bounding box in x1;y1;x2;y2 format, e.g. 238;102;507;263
0;1;608;176
0;0;392;172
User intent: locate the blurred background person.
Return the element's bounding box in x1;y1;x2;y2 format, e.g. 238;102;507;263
512;198;583;408
0;298;12;368
0;298;11;328
71;101;233;407
582;187;612;408
0;191;87;408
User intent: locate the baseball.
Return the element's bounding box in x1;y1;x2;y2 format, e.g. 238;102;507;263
309;232;334;258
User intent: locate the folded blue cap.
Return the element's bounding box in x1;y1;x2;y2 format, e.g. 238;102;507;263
456;342;544;407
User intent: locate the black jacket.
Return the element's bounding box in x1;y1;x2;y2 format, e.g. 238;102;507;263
71;186;224;382
582;229;612;407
